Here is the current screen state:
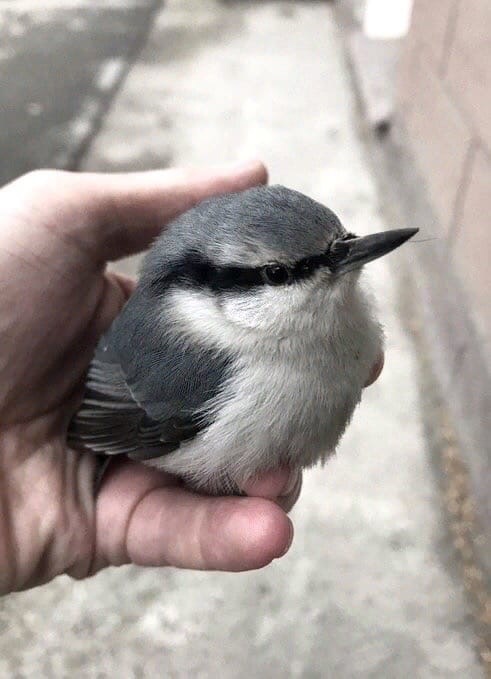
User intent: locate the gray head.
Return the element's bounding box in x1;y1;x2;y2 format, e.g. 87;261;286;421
140;185;417;339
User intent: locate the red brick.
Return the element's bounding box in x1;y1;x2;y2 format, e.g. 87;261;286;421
446;0;491;153
452;147;491;339
409;0;458;68
402;50;472;231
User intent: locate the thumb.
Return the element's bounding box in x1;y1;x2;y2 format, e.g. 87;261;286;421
1;161;267;264
80;160;268;262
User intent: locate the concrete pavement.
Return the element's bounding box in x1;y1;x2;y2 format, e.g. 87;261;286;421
0;1;486;677
0;0;160;185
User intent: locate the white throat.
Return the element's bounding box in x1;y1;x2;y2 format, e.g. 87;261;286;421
166;274;372;357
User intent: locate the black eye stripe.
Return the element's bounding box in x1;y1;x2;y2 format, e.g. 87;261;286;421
151;249;339;294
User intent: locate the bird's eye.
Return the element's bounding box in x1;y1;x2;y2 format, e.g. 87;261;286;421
262;264;291;286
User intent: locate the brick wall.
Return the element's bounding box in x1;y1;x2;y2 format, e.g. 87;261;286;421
395;0;490;568
397;0;491;345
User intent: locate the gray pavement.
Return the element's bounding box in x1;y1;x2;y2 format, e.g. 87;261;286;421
0;1;485;677
0;0;159;185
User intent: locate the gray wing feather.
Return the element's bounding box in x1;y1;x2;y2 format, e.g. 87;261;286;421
68;293;232;462
68;349;151;457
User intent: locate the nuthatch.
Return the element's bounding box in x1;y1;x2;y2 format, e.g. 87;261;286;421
69;185;417;494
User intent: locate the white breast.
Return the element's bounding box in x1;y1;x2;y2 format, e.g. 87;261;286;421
155;280;383;494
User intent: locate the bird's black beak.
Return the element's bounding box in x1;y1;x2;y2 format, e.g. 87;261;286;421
328;228;419;275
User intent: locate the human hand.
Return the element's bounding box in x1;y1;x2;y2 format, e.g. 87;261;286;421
0;164;383;595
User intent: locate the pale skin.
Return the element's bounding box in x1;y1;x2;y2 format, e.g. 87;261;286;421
0;162;383;595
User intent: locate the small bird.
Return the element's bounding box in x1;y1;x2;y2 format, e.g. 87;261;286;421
69;185;417;495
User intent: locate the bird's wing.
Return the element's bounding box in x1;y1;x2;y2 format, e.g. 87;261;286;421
68;347;174;458
68;328;232;462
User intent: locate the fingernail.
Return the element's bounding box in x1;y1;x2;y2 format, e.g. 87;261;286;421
279;518;294;557
364;352;385;387
280;470;299;497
